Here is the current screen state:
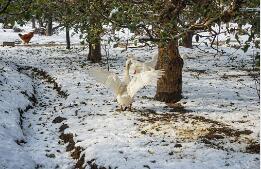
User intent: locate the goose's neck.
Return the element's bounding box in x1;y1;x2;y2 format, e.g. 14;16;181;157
124;62;131;83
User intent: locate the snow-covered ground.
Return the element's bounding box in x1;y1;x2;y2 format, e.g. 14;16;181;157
0;24;259;169
0;62;35;169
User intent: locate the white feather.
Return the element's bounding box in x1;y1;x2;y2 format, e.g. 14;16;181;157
89;60;164;109
127;69;164;98
89;67;122;95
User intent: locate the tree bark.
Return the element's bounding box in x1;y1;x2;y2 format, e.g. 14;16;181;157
155;40;183;103
32;17;36;29
66;26;70;49
182;31;193;48
88;40;102;63
46;16;53;36
87;15;102;63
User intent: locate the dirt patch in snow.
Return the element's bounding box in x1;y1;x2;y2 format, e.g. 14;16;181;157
59;132;85;168
59;131;107;169
59;123;69;132
18;66;69;98
136;105;258;154
52;116;67;123
246;143;260;154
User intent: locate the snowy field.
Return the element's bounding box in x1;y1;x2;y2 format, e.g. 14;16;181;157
0;24;259;169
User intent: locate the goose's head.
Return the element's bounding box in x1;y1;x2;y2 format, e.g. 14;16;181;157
126;58;132;68
127;57;139;74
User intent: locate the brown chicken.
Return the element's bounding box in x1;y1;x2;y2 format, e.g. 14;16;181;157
18;32;34;44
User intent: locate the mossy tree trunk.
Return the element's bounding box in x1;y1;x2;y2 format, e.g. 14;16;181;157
155;40;183;103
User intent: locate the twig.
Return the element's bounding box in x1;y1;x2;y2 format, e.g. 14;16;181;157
251;49;260;99
102;44;110;71
194;45;210;54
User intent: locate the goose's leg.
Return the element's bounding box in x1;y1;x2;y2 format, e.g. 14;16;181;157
128;104;132;111
120;105;123;111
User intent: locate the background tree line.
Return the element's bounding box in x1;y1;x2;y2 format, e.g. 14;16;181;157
0;0;259;103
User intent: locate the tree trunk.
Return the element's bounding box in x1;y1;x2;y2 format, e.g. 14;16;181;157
32;17;36;29
66;26;70;49
183;31;193;48
46;16;53;36
88;40;102;63
88;15;102;63
155;40;183;103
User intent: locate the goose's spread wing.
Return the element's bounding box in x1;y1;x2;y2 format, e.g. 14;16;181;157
127;69;164;98
89;67;122;95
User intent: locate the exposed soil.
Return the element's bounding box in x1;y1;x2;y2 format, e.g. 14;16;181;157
59;131;109;169
135;104;258;154
246;143;260;154
52;116;67;123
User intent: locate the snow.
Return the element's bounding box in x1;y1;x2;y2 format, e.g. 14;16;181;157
0;62;35;169
0;22;259;169
0;23;80;45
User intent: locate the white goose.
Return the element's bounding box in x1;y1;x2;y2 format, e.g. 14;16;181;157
89;59;164;111
127;53;158;74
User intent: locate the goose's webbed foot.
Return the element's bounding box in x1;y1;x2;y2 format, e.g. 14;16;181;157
128;104;132;111
119;105;132;111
